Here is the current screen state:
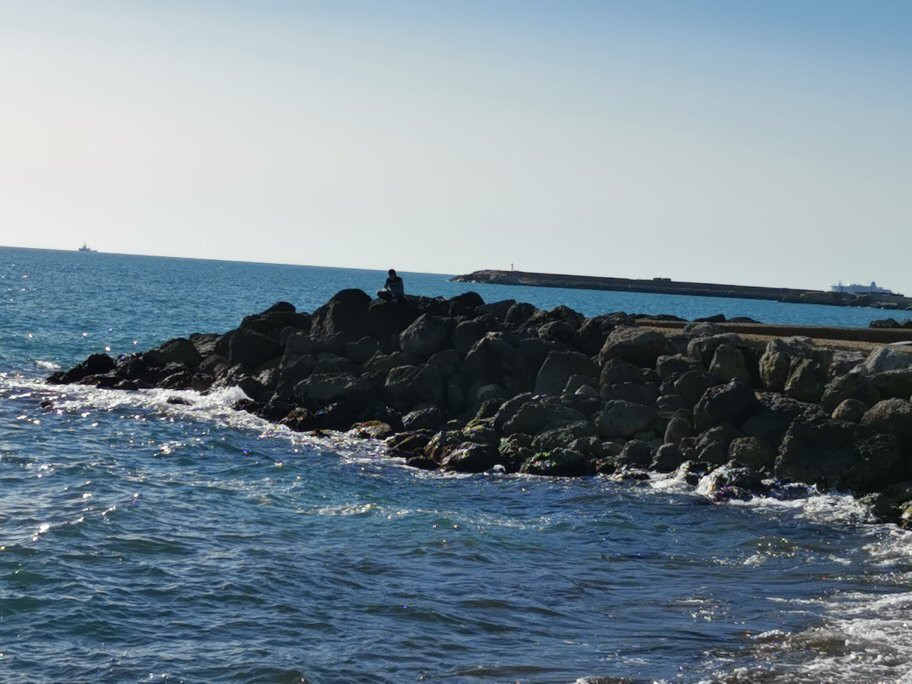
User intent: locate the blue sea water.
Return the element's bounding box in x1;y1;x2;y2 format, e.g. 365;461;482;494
2;246;912;682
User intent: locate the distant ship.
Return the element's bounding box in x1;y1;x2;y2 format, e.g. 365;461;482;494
77;243;96;253
831;281;902;296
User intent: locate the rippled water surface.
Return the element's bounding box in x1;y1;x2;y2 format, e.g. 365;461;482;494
2;247;911;682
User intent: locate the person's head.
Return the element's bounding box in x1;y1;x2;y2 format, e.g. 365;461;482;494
388;269;396;277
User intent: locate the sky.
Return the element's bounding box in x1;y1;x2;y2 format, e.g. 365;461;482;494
0;1;910;292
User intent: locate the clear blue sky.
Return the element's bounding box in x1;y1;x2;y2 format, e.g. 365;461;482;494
1;1;910;292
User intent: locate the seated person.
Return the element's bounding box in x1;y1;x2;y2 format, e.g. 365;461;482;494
377;269;404;302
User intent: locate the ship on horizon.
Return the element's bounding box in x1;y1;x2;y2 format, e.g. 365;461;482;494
77;243;96;253
830;280;902;296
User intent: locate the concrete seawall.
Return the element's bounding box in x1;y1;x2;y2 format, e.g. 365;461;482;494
453;270;912;311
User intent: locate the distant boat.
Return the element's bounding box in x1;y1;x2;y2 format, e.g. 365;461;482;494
77;243;96;253
830;280;902;296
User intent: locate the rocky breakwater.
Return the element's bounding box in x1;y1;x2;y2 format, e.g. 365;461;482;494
47;290;912;524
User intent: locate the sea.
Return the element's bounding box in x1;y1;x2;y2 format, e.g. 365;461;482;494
2;245;911;683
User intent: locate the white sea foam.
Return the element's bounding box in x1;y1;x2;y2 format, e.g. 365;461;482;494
34;360;61;371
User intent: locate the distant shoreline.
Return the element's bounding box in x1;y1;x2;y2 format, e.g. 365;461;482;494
453;269;912;312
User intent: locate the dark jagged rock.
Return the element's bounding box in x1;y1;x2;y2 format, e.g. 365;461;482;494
534;350;598;396
693;380;761;432
43;288;912;521
599;327;671;368
776;417;905;493
311;289;372;340
520;447;594;476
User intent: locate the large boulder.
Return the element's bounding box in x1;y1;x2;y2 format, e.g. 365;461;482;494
862;347;912;374
492;393;533;432
709;344;751;383
869;370;912;400
50;353;115;384
240;304;311;339
384;364;445;411
729;436;776;471
596;400;658;438
687;333;741;367
820;373;880;413
693;380;760;432
452;315;499;355
520;448;594;476
448;291;484;317
148;337;202;368
368;298;421;351
775;417;905;493
399;314;451;358
759;337;832;393
531;421;598;451
673;370;717;407
294;372;373;408
656;354;701;381
310;289;372;340
599;327;671;368
600;382;660;405
500;396;588;436
741;392;825;446
601;358;647;386
439;442;499;473
463;334;528;394
534;351;599;395
228;328;283;369
783;357;828;403
861;399;912;452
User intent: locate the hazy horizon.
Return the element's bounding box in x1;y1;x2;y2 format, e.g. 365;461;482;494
2;1;910;293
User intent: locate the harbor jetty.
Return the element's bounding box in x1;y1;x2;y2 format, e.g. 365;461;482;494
453;270;912;310
47;289;912;524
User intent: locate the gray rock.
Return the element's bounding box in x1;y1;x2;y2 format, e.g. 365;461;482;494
399;314;452;358
784;357;828;403
345;337;380;364
652;443;686;472
531;421;599;451
776;417;905;493
759;337;832;392
596;400;658;438
439;442;499;473
152;337;202;368
534;350;599;395
310;289;372;340
832;398;867;423
402;407;445;431
862;347;912;374
820;372;880;413
664;415;692;444
520;448;594;476
693;380;760;432
294;372;373;408
861;399;912;450
365;351;420;374
728;436;776;471
564;374;597;395
870;370;912;400
656;354;701;380
493;392;534;432
384;364;445;411
709;344;751;383
314;353;360;376
688;333;741;367
599;327;671;368
600;381;660;405
616;439;652;468
501;397;588;436
674;370;716;407
228;327;284;369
